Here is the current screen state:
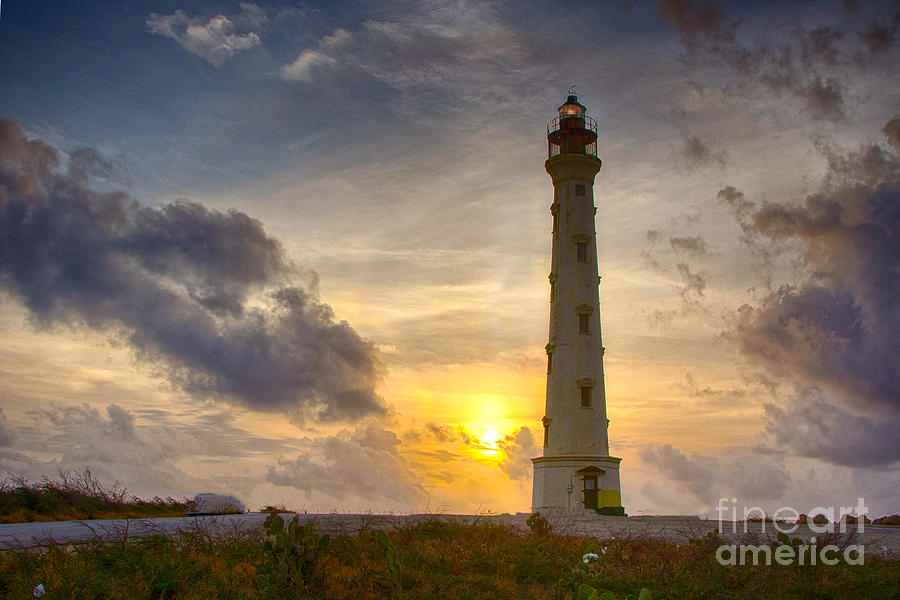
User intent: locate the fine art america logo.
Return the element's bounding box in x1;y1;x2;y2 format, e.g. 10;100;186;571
714;497;868;566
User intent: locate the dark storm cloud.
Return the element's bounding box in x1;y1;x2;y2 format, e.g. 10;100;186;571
657;0;898;121
0;118;384;420
715;125;899;468
728;136;899;415
764;390;900;467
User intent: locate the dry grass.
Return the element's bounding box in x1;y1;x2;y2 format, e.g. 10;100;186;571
1;515;898;599
0;470;192;523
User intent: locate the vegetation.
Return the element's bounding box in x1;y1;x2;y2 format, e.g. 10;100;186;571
1;514;898;599
258;513;330;597
595;507;627;517
0;471;192;523
1;479;898;599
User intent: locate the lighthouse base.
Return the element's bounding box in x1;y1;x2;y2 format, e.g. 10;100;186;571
531;455;622;513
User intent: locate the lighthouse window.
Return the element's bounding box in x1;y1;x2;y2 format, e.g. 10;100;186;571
581;386;592;408
550;281;555;301
576;242;588;262
575;184;586;196
579;314;590;334
552;211;558;232
547;351;553;373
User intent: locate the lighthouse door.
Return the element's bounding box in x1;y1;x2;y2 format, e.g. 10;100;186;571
583;476;598;509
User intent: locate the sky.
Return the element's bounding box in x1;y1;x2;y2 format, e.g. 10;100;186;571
0;0;898;517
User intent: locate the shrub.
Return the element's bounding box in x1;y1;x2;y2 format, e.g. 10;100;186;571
526;511;553;536
596;506;627;517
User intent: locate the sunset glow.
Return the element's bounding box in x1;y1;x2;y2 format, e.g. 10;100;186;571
0;0;897;518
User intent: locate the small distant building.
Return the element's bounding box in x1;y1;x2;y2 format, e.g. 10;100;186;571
532;93;623;513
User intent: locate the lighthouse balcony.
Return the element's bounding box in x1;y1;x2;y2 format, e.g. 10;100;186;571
547;114;598;159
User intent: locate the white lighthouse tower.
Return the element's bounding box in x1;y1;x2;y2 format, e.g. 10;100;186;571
531;92;623;513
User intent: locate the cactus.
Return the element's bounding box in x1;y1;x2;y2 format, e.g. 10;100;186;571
371;530;403;590
258;512;330;598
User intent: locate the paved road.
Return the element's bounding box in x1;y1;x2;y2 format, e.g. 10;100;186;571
2;513;898;558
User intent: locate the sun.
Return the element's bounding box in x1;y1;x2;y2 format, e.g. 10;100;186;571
482;429;501;449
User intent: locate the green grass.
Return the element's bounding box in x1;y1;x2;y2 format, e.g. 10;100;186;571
1;516;898;599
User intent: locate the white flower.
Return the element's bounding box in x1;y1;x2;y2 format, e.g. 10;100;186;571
33;584;46;598
601;547;607;555
582;552;599;563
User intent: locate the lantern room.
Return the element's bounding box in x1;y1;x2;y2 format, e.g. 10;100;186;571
547;94;599;159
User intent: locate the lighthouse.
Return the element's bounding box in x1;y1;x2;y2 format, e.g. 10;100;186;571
531;92;623;513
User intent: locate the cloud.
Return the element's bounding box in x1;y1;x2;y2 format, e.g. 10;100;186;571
425;422;456;442
281;28;351;81
763;389;900;467
0;408;15;447
147;4;265;66
677;133;726;168
727;133;899;416
717;185;756;223
856;11;900;56
0;402;300;500
1;403;187;497
669;235;710;256
640;444;713;499
657;0;729;39
496;426;537;481
277;0;536;117
675;262;706;297
266;423;427;511
676;372;746;402
0;118;384;421
67;147;130;186
657;0;898;121
641;443;791;504
281;49;337;82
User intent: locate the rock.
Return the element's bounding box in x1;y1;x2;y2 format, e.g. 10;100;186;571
191;493;245;515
